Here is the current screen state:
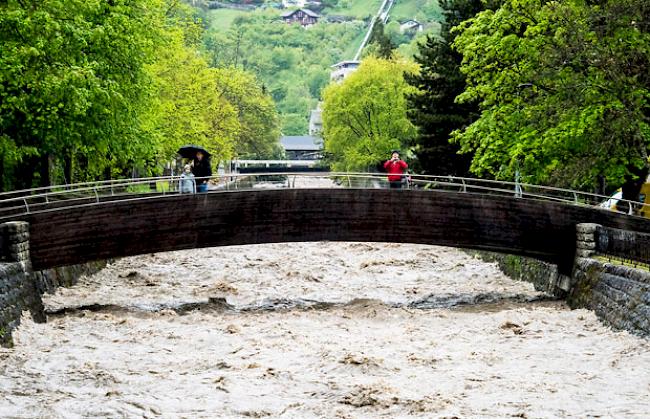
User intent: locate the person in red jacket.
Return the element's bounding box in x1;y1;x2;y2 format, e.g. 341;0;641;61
383;150;408;189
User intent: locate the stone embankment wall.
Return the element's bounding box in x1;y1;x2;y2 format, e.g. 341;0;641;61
468;251;571;297
475;223;650;337
569;223;650;336
0;222;105;346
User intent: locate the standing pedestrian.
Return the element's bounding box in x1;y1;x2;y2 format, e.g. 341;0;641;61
383;150;408;189
179;164;196;194
192;151;212;193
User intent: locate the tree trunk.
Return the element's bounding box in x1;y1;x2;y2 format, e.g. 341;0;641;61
78;154;88;182
64;152;73;186
39;153;51;187
15;156;37;190
0;156;4;193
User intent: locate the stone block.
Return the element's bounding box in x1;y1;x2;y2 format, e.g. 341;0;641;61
577;232;595;242
603;263;650;285
6;232;29;244
576;241;596;250
575;249;595;258
557;275;573;292
576;223;600;234
0;222;29;234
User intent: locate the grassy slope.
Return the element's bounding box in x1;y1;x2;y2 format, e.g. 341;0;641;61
207;9;251;30
341;30;367;60
391;0;442;23
324;0;383;19
205;0;443;133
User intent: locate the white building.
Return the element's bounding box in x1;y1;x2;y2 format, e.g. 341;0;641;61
330;60;360;82
399;19;423;33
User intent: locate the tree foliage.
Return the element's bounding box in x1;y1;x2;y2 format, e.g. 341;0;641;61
0;0;281;190
0;0;167;188
322;57;418;171
213;68;283;159
366;20;395;59
405;0;484;176
204;14;365;134
452;0;650;192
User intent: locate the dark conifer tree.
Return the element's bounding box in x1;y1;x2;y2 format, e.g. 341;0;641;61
367;20;395;59
405;0;484;176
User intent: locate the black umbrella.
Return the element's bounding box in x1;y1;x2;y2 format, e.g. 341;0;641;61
177;145;211;159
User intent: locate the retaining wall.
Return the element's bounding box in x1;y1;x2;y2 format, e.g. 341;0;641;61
475;223;650;337
0;222;105;346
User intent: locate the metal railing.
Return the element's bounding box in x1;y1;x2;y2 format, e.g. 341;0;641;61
0;172;648;221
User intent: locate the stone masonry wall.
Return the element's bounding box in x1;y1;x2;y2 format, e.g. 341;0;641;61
0;221;106;346
475;223;650;337
468;251;570;298
570;258;650;335
569;223;650;337
0;222;41;346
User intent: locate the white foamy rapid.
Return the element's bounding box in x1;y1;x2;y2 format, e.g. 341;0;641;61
1;243;649;418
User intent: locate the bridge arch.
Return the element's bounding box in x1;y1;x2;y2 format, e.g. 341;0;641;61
21;188;650;273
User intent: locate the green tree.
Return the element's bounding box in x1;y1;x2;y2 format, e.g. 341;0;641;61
322;57;418;171
366;20;395;59
405;0;484;176
203;15;365;134
146;36;240;164
213;68;282;159
0;0;167;189
453;0;650;196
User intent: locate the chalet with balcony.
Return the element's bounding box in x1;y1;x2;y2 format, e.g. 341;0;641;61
281;9;320;26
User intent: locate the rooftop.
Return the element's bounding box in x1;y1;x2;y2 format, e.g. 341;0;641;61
281;135;322;151
331;60;360;69
281;8;320;18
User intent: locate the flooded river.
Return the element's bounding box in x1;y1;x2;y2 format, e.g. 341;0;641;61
1;242;649;418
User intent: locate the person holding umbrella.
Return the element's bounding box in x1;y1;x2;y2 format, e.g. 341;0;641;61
193;151;212;192
178;145;212;193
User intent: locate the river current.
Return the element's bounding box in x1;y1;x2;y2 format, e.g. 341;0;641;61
1;241;649;418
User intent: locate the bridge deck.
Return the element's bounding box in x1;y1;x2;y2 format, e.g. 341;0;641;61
19;188;650;273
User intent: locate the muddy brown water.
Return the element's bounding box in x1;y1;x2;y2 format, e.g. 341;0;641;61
1;242;649;418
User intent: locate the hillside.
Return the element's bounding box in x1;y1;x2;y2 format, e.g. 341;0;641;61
202;0;443;134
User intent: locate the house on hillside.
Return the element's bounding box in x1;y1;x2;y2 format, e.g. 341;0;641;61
330;60;360;82
399;19;423;33
281;135;323;160
281;9;320;26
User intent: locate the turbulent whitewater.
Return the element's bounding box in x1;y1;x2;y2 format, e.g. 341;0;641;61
1;242;649;418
